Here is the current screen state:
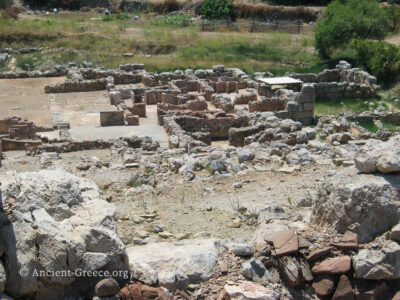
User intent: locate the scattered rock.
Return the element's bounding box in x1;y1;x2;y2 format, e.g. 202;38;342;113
312;256;351;275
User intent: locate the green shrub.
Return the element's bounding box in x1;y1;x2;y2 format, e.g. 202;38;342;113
383;5;400;31
352;39;400;82
200;0;233;19
152;15;193;27
314;0;389;58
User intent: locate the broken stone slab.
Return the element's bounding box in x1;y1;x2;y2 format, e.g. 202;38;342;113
126;239;221;290
306;247;334;262
312;274;335;297
331;275;354;300
271;229;299;257
312;256;351;275
353;241;400;280
277;256;313;288
221;282;278;300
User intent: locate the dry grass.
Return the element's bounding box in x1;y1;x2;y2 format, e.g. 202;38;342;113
233;3;317;22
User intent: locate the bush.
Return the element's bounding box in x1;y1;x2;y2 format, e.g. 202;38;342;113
200;0;232;19
352;39;400;83
232;3;316;22
152;15;193;27
151;0;180;14
383;4;400;31
314;0;389;58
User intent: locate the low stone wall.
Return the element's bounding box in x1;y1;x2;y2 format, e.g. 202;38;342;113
313;82;377;100
233;89;257;104
229;125;264;147
249;97;286;112
2;139;42;151
0;68;67;79
80;68;142;84
45;78;109;93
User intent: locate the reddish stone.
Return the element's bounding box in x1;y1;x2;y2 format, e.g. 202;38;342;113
312;256;351;274
272;229;299;257
306;247;333;262
343;231;358;243
331;242;359;250
312;275;335;297
332;275;354;300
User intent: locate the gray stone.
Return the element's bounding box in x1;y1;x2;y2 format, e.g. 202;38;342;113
311;171;400;243
126;239;220;290
232;243;254;257
237;148;255;163
355;136;400;173
353;241;400;280
210;159;226;175
242;258;266;280
0;170;128;300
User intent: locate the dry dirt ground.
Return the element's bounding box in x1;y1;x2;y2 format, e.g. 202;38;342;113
0;147;335;247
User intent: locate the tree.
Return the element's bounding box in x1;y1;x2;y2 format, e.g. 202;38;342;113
200;0;233;19
352;39;400;82
314;0;389;57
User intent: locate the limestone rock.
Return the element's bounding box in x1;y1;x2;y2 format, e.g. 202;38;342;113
0;170;128;300
353;241;400;280
311;171;400;243
354;136;400;173
232;243;254;257
223;282;277;300
126;239;220;290
237;148;255;163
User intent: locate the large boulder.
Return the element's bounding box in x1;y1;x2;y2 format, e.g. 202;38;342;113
0;170;129;300
126;239;221;291
354;136;400;173
311;171;400;243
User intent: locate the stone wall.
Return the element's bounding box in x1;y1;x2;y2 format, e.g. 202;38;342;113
45;78;109;93
100;111;125;126
287;61;378;101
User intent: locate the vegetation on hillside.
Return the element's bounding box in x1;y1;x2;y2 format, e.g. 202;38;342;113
314;0;390;58
200;0;233;19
